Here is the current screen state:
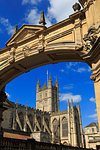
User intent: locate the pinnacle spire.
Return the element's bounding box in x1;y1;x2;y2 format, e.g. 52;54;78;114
26;101;28;110
49;75;52;81
37;79;40;86
55;77;58;87
67;99;70;111
13;25;18;35
77;102;80;110
56;77;58;83
16;98;18;108
39;11;46;26
44;82;47;87
71;99;73;108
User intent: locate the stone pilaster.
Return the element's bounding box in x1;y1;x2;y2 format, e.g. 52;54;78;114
91;57;100;131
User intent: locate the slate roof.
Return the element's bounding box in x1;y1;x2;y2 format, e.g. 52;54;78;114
84;122;97;128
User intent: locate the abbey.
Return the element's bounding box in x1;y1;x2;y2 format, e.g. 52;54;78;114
2;76;84;147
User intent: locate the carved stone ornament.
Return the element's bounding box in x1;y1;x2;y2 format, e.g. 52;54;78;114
0;91;7;104
83;25;98;51
72;3;81;12
22;46;29;57
8;47;15;64
38;34;45;53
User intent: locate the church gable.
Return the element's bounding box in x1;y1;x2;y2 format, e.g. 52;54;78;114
6;25;46;46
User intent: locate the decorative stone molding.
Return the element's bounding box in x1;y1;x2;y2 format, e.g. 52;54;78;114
22;46;29;58
72;3;81;12
38;34;45;53
8;47;16;64
83;25;99;51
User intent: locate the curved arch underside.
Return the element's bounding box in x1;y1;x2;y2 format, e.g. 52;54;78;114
0;45;88;90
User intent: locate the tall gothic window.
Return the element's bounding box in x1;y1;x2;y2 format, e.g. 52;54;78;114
53;118;59;138
62;117;68;137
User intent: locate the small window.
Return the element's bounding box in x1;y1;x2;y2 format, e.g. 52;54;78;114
97;127;99;132
87;129;89;133
92;128;94;132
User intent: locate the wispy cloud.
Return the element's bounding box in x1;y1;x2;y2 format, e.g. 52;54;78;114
63;84;74;90
66;62;91;73
47;0;77;23
6;92;11;98
59;93;82;103
22;0;41;5
89;97;96;103
23;0;78;27
72;66;91;73
60;69;65;72
66;62;78;69
0;17;14;35
73;67;88;73
88;113;98;120
25;8;52;27
25;8;40;24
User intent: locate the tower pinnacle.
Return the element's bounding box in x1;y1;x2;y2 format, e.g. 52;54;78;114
13;25;18;35
55;77;59;87
39;11;46;26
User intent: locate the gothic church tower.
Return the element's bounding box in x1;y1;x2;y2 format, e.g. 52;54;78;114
36;75;59;113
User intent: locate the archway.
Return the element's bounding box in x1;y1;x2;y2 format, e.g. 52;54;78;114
0;0;100;131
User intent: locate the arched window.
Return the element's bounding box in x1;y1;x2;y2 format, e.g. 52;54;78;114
62;117;68;137
53;119;59;138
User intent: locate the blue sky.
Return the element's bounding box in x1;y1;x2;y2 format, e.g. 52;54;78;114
0;0;98;127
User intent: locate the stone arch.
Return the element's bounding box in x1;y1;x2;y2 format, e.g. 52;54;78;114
0;0;100;130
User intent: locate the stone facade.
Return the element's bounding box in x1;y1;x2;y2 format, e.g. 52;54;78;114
2;77;84;147
84;122;100;149
0;0;100;131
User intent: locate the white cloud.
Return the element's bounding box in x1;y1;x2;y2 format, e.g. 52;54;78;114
63;84;73;90
0;17;14;35
25;8;52;27
73;67;87;73
88;113;98;120
89;97;96;103
66;62;78;69
48;0;78;23
60;69;64;72
6;92;11;98
59;93;81;103
72;67;91;73
22;0;41;5
25;9;40;24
